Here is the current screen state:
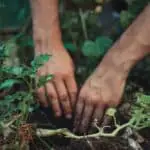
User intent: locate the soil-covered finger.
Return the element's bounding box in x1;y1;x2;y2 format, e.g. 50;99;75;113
79;104;94;133
54;79;72;119
46;83;62;117
73;99;84;132
92;105;104;125
101;115;113;127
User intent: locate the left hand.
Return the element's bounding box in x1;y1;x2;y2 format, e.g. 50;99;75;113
74;64;127;133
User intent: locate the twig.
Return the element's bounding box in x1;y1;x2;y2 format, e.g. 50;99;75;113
79;8;88;40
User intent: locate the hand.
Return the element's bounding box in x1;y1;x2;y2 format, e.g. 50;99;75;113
74;60;128;133
36;45;77;119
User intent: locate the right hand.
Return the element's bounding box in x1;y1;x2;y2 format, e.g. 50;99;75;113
35;44;77;119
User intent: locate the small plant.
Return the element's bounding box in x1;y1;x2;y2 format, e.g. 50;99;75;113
0;39;52;149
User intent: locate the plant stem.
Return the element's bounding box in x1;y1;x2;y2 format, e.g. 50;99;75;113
79;8;88;40
36;121;132;139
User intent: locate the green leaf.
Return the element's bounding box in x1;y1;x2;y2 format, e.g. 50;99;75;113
64;43;77;53
82;37;112;58
4;39;17;57
19;35;34;47
81;40;98;57
2;66;23;76
0;79;21;90
31;54;51;69
38;74;53;87
95;36;113;56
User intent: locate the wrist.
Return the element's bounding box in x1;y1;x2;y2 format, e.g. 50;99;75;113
99;40;149;79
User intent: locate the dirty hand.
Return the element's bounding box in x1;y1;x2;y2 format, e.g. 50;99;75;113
36;45;77;119
74;64;127;132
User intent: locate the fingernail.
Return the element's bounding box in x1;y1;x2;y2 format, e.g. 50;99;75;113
66;114;72;119
55;112;61;117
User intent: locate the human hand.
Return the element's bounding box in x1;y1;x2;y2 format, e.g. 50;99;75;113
73;65;127;132
35;45;77;119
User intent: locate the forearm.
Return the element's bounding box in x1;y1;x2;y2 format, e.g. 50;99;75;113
30;0;63;49
99;4;150;75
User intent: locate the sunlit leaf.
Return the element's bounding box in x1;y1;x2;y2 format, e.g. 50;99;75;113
95;36;113;56
81;40;97;57
0;79;21;90
38;74;53;87
31;54;51;69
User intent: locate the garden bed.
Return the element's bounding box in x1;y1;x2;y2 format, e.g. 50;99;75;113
0;0;150;149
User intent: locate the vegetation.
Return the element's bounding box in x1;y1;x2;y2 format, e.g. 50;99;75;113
0;0;150;149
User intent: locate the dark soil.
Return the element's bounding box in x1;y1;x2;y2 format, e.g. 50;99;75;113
28;106;150;150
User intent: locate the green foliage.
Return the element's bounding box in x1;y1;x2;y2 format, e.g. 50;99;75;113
31;54;51;69
0;0;150;148
0;39;52;148
130;93;150;130
120;0;150;28
0;79;21;90
82;36;113;57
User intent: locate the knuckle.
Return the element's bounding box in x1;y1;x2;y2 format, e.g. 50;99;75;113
109;99;120;107
47;91;57;99
37;88;44;95
101;99;109;105
87;95;100;105
63;105;72;114
39;99;48;107
59;93;67;101
79;90;86;99
70;90;77;96
79;95;85;102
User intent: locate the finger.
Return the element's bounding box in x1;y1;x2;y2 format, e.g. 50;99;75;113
79;104;94;133
101;115;112;127
46;82;62;117
92;105;105;127
73;98;84;132
36;87;48;107
101;105;117;127
54;79;72;119
65;76;77;107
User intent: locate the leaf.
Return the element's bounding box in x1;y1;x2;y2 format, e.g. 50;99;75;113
64;43;77;53
2;66;23;76
31;54;51;69
81;40;97;57
17;8;26;21
4;39;17;57
0;79;21;90
38;74;53;87
19;35;34;47
82;37;113;58
95;36;113;56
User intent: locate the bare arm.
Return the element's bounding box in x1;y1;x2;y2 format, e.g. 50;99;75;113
74;4;150;132
101;4;150;74
30;0;62;48
30;0;77;119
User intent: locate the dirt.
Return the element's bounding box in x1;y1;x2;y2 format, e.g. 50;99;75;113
28;106;150;150
30;137;132;150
